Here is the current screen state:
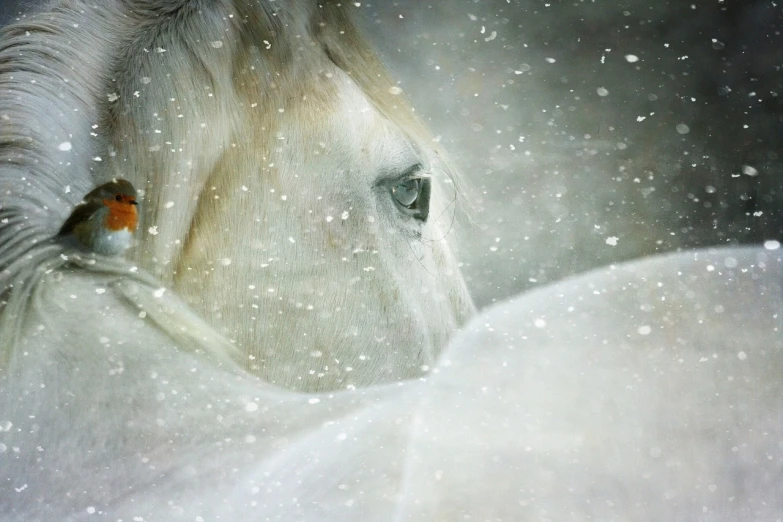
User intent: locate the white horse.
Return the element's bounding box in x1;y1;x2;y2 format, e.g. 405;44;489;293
1;1;781;520
0;0;474;392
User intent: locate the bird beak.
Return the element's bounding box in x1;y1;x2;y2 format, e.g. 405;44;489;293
130;200;138;206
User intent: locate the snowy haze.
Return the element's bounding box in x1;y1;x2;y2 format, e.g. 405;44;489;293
358;0;782;306
1;2;782;519
2;0;779;307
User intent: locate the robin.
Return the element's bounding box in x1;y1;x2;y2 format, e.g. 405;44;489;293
58;178;139;256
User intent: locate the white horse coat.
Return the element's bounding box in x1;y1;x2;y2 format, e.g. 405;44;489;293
2;247;781;520
1;0;781;520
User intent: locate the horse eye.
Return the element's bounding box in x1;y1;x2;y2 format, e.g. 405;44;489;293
390;177;430;221
115;195;122;202
392;179;421;208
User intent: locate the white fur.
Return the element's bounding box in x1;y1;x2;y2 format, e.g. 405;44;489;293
1;1;780;520
0;0;473;390
1;1;474;516
166;71;472;390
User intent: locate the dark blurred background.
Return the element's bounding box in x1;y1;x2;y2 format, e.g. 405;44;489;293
359;1;782;306
3;1;781;307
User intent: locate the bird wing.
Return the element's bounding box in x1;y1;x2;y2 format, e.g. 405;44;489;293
58;201;103;236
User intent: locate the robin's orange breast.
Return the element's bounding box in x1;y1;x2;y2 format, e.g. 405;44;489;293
103;200;138;232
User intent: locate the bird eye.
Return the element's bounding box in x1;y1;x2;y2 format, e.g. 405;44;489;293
391;177;430;221
115;195;122;202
